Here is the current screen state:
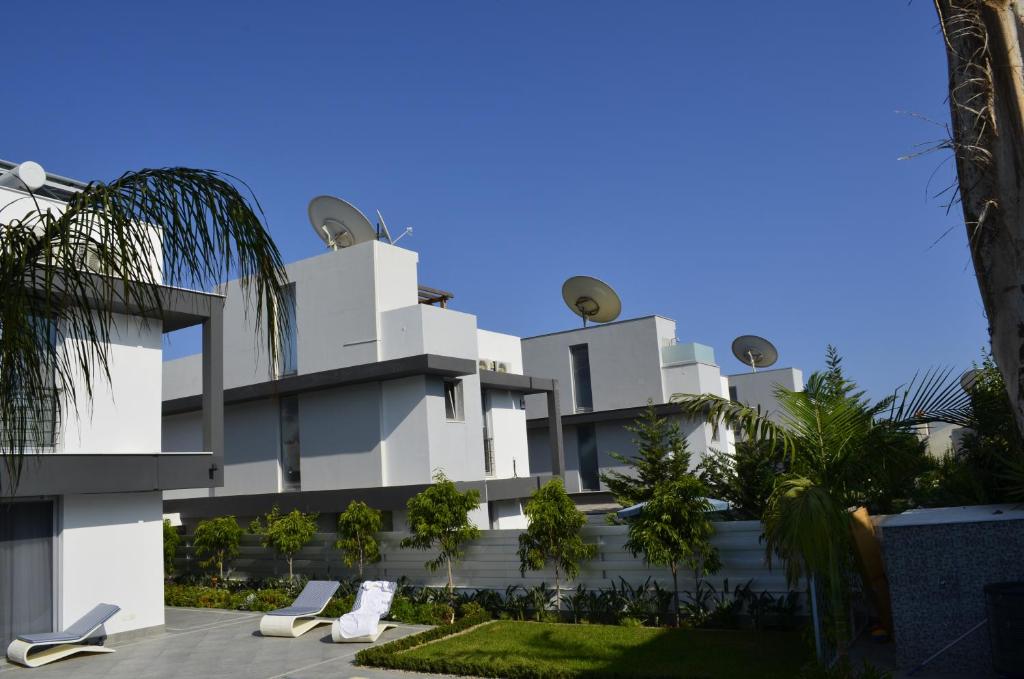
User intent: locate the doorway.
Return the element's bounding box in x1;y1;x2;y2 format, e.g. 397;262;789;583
0;501;54;643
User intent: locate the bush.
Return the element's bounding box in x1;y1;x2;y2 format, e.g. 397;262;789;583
164;584;233;609
459;601;491;621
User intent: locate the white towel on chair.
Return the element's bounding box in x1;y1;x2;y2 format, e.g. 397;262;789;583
337;581;396;639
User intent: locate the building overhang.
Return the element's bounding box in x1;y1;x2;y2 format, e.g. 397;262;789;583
478;370;556;394
6;453;217;496
526;401;691;429
163;354;478;416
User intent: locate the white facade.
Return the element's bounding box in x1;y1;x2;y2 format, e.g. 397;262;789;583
162;241;534;528
725;367;805;421
0;164;217;645
521;316;737;494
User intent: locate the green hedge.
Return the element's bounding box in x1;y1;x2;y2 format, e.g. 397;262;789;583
354;611;492;668
164;583;451;624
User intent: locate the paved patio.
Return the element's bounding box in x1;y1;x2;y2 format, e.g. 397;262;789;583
0;607;440;679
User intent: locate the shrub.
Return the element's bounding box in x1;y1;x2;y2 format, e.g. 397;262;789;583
192;516;243;581
336;500;382;577
163;519;181;576
249;505;319;580
458;601;490;621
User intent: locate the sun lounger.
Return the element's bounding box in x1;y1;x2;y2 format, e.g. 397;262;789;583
6;603;120;668
331;580;397;643
258;580;340;638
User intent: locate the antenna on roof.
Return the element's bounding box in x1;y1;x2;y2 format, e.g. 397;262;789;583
375;209;413;245
731;335;778;373
376;210;393;244
308;196;377;250
562;276;622;328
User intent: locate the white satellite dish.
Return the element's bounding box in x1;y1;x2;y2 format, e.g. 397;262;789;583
308;196;377;250
731;335;778;373
562;276;622;327
960;368;981;393
0;161;47;192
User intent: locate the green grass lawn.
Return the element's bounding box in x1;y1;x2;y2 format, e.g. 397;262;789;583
395;620;809;679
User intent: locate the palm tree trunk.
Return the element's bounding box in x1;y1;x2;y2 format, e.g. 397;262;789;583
935;0;1024;432
288;555;294;581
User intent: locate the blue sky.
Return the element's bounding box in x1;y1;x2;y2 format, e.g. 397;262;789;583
3;1;986;398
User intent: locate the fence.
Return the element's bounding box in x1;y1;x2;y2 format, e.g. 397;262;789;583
174;520;799;601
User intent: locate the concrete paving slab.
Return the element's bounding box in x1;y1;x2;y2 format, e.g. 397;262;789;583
0;608;435;679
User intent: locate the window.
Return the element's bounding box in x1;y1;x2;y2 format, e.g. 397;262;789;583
569;344;593;413
577;424;600;491
444;379;464;421
482;391;494;476
279;396;301;492
275;283;297;377
728;386;738;402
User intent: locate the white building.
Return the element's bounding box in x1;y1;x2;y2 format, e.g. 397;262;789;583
522;317;803;500
725;367;804;421
162;239;563;531
0;160;226;644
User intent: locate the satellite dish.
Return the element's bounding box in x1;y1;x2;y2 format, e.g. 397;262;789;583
731;335;778;372
0;161;46;192
308;196;377;250
562;276;621;327
960;368;981;393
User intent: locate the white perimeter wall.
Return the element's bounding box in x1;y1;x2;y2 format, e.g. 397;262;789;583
61;492;164;635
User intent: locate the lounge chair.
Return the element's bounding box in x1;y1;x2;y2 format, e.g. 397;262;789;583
6;603;120;668
259;580;340;638
331;580;397;643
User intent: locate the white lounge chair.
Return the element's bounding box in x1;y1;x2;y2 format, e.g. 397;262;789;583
331;580;397;643
258;580;340;638
6;603;120;668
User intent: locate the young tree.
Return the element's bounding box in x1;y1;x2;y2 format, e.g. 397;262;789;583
163;519;181;577
192;516;243;581
517;478;597;609
336;500;382;577
0;168;288;492
400;471;481;602
250;505;319;580
602;404;692;507
623;476;720;626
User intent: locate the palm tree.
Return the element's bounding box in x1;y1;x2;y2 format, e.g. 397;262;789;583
672;347;970;655
1;167;288;489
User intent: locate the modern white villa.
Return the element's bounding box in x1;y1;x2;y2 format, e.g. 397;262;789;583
522;320;803;500
0;160;227;644
161;238;565;531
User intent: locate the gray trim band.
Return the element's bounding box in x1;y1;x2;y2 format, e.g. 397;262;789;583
163;354;478;415
2;454;216;496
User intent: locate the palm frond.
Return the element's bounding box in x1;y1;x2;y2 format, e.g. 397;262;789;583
884;366;973;428
670;392;796;461
762;477;851;586
1;168;288;490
